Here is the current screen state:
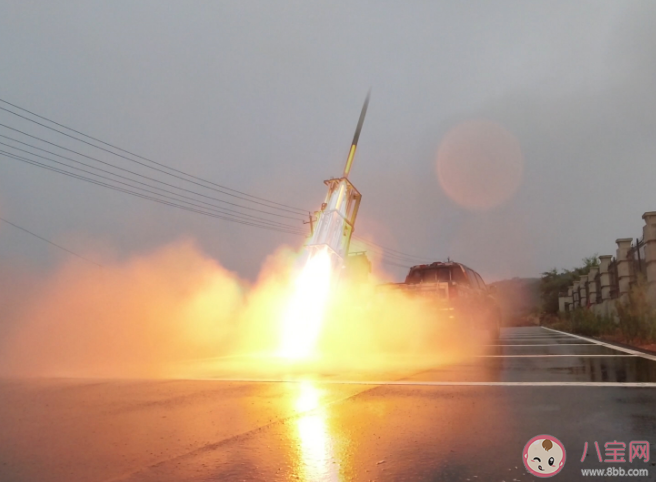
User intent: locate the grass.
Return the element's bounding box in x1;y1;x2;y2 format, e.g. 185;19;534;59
542;277;656;347
614;276;656;343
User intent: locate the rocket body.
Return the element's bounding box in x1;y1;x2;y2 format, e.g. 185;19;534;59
306;177;361;268
305;93;368;271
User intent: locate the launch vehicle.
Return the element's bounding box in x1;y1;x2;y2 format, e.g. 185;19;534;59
304;93;370;274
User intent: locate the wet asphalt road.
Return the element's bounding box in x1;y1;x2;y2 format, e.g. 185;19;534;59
2;326;656;482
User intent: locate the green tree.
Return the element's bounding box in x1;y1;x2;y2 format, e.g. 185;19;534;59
540;255;599;314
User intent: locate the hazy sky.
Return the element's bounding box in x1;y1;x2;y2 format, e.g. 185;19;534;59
1;1;655;282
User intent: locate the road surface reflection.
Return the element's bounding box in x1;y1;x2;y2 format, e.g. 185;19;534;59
294;381;341;482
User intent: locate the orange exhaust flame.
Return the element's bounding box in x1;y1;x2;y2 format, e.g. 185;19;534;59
277;247;334;360
0;238;491;380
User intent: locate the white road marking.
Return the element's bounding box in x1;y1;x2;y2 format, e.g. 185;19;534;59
180;329;656;388
502;334;572;336
487;344;595;347
203;378;656;388
477;354;636;358
501;334;572;336
540;327;656;362
500;337;577;340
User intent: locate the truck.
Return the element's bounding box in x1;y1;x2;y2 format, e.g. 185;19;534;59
380;261;501;340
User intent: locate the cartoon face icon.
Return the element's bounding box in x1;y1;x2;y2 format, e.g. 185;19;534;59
523;435;566;477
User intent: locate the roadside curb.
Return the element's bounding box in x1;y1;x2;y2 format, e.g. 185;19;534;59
592;337;656;358
540;326;656;363
538;323;656;357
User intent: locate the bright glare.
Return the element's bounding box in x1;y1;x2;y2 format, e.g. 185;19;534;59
294;381;340;481
278;247;334;359
295;380;321;411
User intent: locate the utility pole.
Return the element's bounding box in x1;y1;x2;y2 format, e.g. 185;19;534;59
303;212;316;235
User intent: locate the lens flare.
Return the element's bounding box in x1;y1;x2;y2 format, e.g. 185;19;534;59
436;119;524;211
278;247;334;359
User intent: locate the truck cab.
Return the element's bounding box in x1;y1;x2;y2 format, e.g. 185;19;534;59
382;261;501;339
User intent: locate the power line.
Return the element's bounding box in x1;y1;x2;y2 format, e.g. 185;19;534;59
0;100;308;215
365;249;425;267
0;129;431;256
1;147;418;262
0;126;306;221
0;216;102;266
376;258;412;269
352;235;435;264
0;98;434;266
348;242;423;269
0;145;428;262
0;141;303;229
357;239;434;263
0;152;306;236
0;152;421;260
0;149;304;232
1;151;306;235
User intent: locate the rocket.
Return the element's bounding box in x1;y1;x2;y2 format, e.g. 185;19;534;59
305;92;370;270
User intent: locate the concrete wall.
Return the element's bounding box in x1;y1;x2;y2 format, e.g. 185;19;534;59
559;211;656;318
